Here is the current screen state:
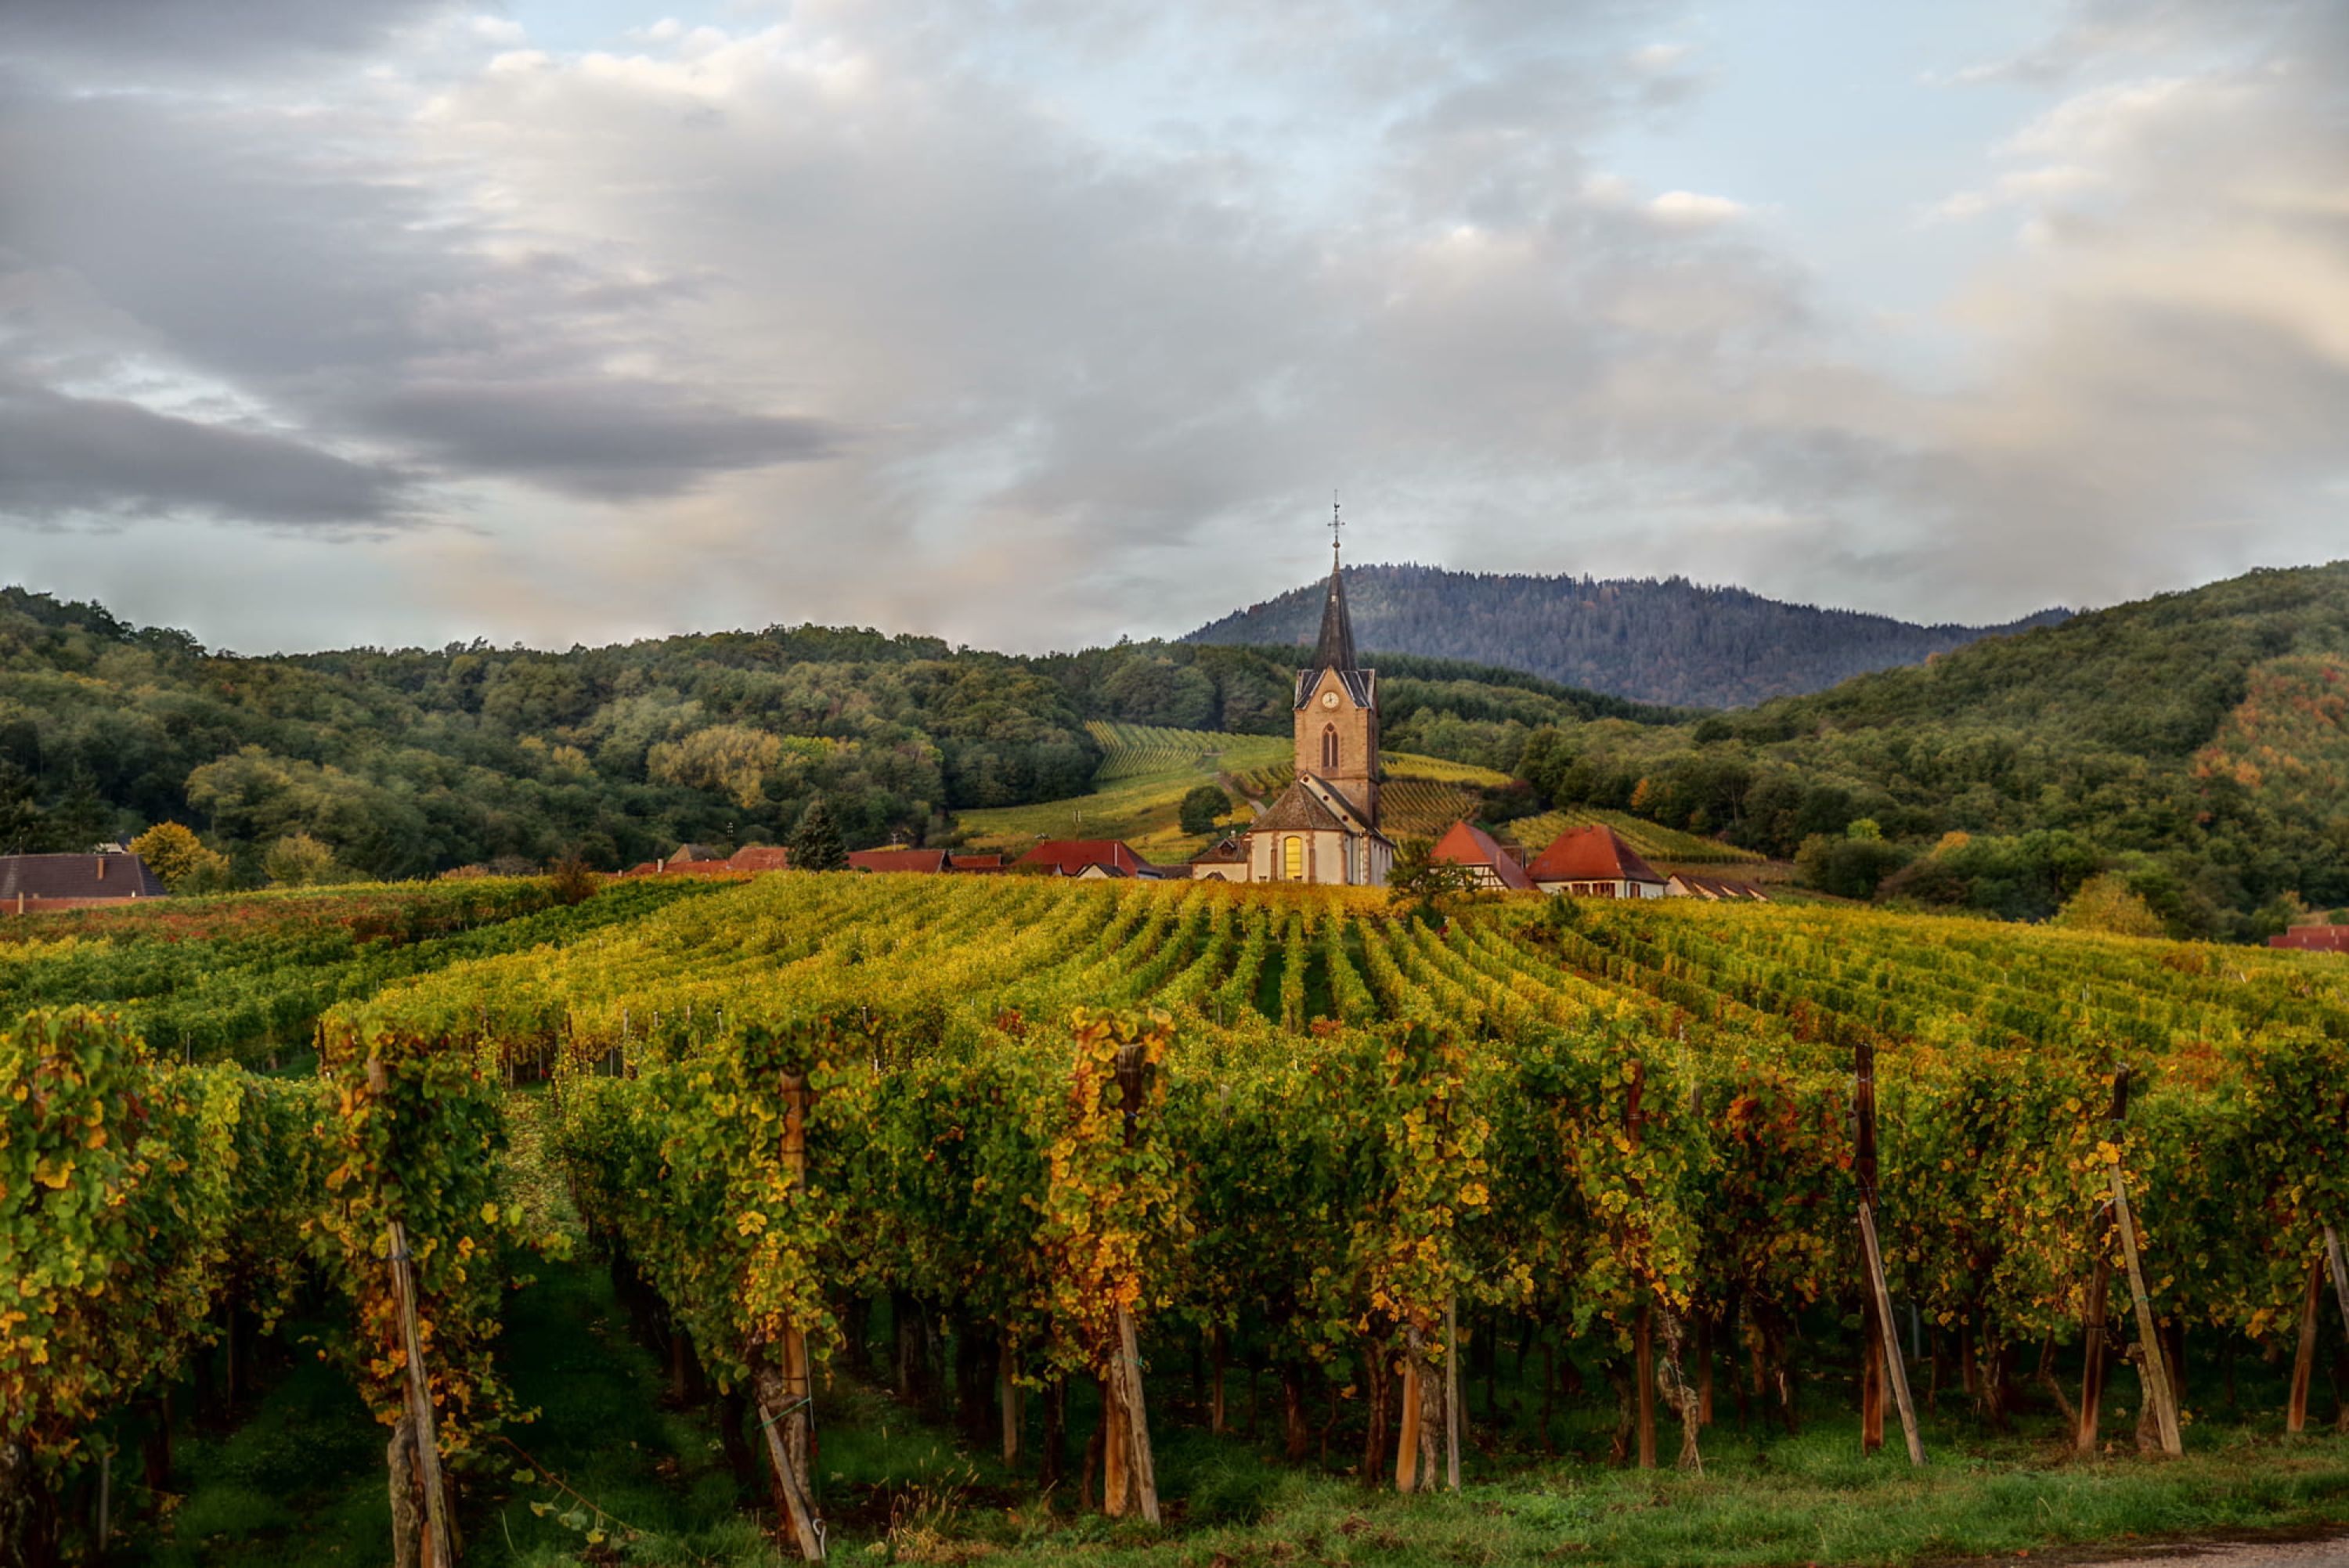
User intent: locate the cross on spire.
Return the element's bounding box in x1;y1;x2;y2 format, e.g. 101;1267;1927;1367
1309;499;1358;675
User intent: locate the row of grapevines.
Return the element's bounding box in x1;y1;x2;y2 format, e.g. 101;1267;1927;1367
0;1009;318;1562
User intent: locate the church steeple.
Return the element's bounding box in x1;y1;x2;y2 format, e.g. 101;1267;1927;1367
1290;500;1378;830
1309;501;1357;675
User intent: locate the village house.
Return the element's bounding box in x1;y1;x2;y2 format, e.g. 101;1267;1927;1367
1189;837;1249;881
622;843;792;877
849;847;952;874
1015;838;1183;878
1526;825;1669;899
1;851;168;914
1427;820;1535;891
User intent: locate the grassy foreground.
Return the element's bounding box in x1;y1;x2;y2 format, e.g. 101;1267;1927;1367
111;1243;2349;1568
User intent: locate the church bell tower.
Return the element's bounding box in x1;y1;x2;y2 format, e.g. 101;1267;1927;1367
1294;506;1378;826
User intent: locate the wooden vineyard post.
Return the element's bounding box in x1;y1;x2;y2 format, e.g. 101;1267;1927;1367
2287;1214;2349;1436
2102;1068;2182;1457
1000;1329;1022;1468
1209;1327;1228;1436
2076;1199;2116;1454
2329;1226;2349;1359
366;1058;457;1568
1395;1348;1422;1492
1853;1040;1925;1467
1626;1065;1663;1474
1106;1041;1162;1525
2287;1259;2322;1434
1394;1317;1451;1494
1860;1299;1885;1451
1445;1296;1462;1491
1626;1060;1657;1471
1110;1307;1161;1523
1634;1307;1656;1469
763;1067;826;1562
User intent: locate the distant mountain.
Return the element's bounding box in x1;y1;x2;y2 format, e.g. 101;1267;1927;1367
1183;564;2070;708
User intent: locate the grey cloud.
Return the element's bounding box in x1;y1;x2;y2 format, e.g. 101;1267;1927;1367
0;377;407;526
0;0;461;70
355;381;843;500
0;70;848;515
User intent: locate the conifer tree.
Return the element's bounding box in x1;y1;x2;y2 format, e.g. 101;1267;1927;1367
791;796;849;871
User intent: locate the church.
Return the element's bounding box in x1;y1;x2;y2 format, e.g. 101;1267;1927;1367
1241;525;1395;885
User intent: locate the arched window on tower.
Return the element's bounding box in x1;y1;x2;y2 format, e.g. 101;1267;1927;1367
1321;724;1339;771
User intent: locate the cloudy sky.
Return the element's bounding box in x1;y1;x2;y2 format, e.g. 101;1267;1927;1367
3;0;2344;654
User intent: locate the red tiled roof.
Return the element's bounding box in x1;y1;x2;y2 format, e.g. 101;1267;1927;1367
0;853;168;902
849;848;950;874
1428;820;1535;891
1015;839;1148;876
727;845;792;871
622;861;661;878
1528;825;1664;887
1676;874;1768;902
947;854;1004;872
1252;780;1349;834
2271;925;2349;952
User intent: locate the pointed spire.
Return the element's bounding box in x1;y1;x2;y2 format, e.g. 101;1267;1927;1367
1309;505;1357;674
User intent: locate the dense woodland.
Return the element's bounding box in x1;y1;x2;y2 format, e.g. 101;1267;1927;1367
0;587;1656;882
1186;563;2069;708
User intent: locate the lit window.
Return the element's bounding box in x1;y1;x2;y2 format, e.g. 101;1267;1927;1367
1284;835;1304;881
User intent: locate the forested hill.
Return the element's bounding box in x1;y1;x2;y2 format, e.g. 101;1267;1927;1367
1451;561;2349;939
1185;563;2070;708
0;586;1662;883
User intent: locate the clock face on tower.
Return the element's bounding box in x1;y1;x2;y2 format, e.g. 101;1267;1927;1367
1321;690;1340;708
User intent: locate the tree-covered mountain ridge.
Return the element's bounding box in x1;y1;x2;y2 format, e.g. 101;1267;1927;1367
1478;560;2349;939
1185;562;2072;708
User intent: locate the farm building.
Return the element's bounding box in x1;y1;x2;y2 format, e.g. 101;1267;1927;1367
1527;825;1668;899
1427;820;1535;891
1015;839;1183;878
2;851;168;913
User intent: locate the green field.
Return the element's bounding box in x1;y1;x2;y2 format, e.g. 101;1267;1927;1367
950;723;1287;860
955;723;1517;861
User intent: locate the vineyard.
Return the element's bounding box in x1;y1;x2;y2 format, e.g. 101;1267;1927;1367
1081;724;1289;785
5;874;2348;1565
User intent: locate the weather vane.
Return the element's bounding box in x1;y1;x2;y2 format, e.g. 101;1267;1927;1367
1330;492;1343;553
